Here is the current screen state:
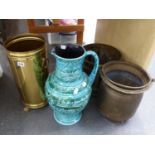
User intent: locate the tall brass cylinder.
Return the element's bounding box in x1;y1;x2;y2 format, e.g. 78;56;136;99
5;33;48;110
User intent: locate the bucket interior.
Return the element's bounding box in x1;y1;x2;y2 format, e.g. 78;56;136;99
106;70;143;87
55;44;84;59
102;61;151;88
6;38;44;52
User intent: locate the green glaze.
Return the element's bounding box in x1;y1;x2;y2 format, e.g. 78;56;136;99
45;44;99;125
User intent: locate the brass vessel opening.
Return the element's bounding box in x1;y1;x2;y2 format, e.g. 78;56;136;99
6;39;44;52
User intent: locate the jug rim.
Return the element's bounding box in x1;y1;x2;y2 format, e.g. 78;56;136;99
51;44;86;61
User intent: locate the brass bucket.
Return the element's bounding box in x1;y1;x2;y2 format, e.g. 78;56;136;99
98;61;154;122
5;33;48;111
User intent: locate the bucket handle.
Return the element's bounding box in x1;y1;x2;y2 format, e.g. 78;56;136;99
84;51;99;86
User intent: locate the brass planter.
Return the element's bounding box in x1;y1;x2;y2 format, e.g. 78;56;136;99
5;33;48;111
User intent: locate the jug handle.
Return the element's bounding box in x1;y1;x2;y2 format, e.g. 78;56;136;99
84;51;99;86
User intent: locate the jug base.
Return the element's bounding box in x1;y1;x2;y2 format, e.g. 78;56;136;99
53;110;82;125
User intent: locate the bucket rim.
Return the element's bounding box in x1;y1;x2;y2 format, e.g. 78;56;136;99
100;73;150;94
100;60;152;91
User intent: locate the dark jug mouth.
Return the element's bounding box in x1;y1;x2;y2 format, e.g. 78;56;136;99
53;44;85;59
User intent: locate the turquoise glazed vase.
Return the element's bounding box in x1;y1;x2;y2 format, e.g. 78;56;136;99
45;44;99;125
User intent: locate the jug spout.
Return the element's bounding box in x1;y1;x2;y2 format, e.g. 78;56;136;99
51;45;68;58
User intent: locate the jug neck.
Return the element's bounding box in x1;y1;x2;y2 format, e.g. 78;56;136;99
51;44;86;82
54;57;84;82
